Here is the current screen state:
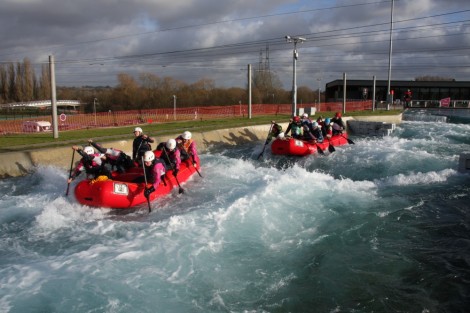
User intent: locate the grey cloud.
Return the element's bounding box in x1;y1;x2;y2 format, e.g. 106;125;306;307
1;0;469;88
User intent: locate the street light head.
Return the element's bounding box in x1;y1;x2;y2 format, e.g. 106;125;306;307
286;36;306;44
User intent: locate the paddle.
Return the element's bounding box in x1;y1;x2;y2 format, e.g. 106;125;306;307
142;156;152;213
327;137;336;153
315;144;325;155
162;148;184;194
191;155;203;178
65;149;75;196
341;134;355;144
257;122;274;160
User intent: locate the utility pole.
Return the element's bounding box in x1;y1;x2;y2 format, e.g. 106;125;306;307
317;77;322;108
49;55;58;139
93;98;97;126
173;95;177;120
386;0;395;110
285;35;306;116
248;64;252;119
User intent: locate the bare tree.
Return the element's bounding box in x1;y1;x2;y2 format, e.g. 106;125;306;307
0;65;8;103
115;73;141;110
8;63;16;101
22;58;35;101
38;64;51;100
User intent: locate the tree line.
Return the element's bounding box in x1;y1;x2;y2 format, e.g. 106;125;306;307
0;58;322;113
0;58;51;104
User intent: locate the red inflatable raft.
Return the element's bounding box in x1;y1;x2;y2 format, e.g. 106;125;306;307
271;133;350;156
74;150;200;209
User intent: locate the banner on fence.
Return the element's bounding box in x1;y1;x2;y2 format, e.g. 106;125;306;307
440;97;451;107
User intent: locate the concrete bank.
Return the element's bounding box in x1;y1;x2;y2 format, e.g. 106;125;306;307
0;114;402;178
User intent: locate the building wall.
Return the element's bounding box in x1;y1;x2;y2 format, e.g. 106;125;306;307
325;80;470;102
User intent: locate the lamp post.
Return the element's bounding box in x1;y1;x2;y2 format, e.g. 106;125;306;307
93;98;97;125
285;35;306;116
173;95;177;120
386;0;395;110
317;78;322;110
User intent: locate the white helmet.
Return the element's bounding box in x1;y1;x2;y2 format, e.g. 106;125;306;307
302;113;308;118
134;127;143;133
166;138;177;150
277;132;285;139
182;131;192;140
83;146;95;155
312;122;319;128
143;151;155;162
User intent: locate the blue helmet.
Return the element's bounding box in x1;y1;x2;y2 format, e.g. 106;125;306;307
325;118;331;125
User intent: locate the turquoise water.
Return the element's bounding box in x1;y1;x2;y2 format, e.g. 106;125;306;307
0;115;469;312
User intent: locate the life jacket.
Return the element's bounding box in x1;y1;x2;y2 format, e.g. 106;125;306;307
133;136;152;159
144;159;165;183
271;124;282;137
161;147;181;169
291;122;302;137
82;153;104;169
73;153;110;180
312;127;324;142
179;138;193;153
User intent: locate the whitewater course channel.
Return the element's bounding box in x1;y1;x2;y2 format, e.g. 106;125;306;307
0;110;469;313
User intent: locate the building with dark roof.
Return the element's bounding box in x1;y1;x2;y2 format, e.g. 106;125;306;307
325;79;470;103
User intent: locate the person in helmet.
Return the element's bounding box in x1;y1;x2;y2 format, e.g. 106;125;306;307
160;138;182;176
331;112;345;135
265;121;284;145
132;127;155;165
323;118;333;139
301;113;312;127
88;139;135;173
310;122;324;143
67;145;110;183
133;151;166;199
284;116;303;139
316;115;324;127
175;130;200;166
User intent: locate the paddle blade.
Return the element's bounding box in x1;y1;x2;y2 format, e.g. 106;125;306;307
146;198;152;213
341;134;355;145
316;145;325;155
257;144;267;160
179;187;185;194
328;144;336;153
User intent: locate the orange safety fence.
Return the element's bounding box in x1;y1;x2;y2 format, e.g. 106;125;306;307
0;100;372;135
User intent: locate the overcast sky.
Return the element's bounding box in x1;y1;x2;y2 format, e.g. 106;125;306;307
1;0;469;90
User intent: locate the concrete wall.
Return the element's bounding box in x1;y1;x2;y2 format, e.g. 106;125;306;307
347;114;402;124
458;153;470;174
347;120;396;136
